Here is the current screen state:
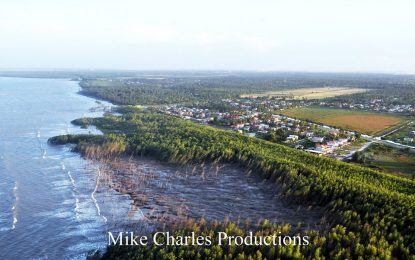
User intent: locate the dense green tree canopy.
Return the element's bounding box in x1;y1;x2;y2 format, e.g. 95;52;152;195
51;110;415;259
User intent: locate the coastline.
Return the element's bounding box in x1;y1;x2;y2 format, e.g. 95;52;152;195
0;77;126;259
42;76;415;259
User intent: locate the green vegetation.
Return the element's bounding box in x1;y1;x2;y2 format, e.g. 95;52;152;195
51;109;415;259
354;143;415;177
80;76;318;106
78;72;415;106
327;82;415;109
281;107;405;135
384;121;415;144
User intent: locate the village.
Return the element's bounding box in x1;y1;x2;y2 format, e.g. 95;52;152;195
158;101;361;160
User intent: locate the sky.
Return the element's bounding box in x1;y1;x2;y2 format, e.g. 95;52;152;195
1;0;415;73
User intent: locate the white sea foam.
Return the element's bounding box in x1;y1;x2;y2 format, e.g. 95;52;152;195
11;217;17;230
67;171;75;187
11;181;18;230
75;198;80;214
91;168;107;223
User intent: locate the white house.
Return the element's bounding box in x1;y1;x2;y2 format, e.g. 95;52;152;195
311;136;325;143
286;135;299;142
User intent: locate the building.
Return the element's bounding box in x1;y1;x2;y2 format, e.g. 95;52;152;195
311;136;325;143
286;135;299;142
304;148;325;156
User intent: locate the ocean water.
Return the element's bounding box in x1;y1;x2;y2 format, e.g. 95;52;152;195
0;77;136;259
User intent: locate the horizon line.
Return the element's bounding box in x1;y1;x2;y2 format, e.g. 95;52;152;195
0;68;414;76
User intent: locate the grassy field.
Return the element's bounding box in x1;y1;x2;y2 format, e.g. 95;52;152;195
241;87;368;99
281;107;405;135
361;143;415;177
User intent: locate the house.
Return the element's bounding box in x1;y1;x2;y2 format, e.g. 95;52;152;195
286;135;299;142
404;137;413;142
304;148;325;156
326;141;337;147
338;138;348;145
272;115;282;121
330;130;339;137
305;131;314;137
258;124;270;130
311;136;325;143
315;144;330;152
233;123;245;129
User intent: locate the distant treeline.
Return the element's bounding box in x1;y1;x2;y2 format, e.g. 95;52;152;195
324;84;415;106
78;72;415;106
51;109;415;259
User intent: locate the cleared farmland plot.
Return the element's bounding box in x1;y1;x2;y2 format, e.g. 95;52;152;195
281;107;405;135
241;87;368;99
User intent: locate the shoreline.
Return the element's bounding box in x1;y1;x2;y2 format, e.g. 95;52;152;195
44;77;415;259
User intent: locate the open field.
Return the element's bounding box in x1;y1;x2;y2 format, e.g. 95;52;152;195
241;87;368;99
281;107;405;135
360;143;415;177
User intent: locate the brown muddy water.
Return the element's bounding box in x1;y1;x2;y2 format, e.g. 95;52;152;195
91;156;325;233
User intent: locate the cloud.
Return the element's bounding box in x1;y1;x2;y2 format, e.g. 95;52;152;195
123;25;175;43
1;0;415;72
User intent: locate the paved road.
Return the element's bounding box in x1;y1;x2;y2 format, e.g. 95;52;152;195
343;121;415;160
378;139;415;150
342;141;374;160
